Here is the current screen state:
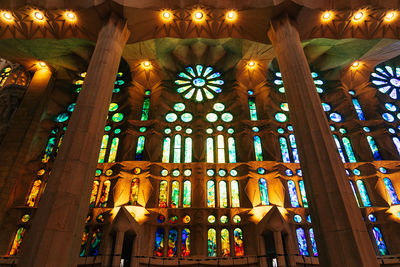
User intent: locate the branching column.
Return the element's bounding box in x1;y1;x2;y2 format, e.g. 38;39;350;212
18;16;130;267
268;16;379;267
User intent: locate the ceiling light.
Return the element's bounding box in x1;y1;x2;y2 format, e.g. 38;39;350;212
37;61;47;68
247;61;256;68
193;10;205;22
321;11;333;21
384;11;397;22
1;11;13;22
142;61;152;69
33;11;45;22
65;11;76;22
353;11;365;21
226;11;237;22
161;10;173;21
351;61;361;69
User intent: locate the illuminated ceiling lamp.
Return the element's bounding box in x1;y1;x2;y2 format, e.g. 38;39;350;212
161;10;173;22
141;61;152;69
64;11;77;22
352;10;365;22
321;11;333;22
33;10;45;22
37;61;47;68
1;11;13;22
384;11;397;22
225;10;237;22
247;61;256;69
192;9;205;22
351;61;361;70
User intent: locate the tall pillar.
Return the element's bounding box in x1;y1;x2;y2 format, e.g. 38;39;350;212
268;16;379;267
18;15;130;267
273;231;286;267
112;231;124;267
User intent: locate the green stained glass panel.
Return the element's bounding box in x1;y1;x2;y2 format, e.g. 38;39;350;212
171;181;180;208
107;137;119;163
183;180;191;207
112;113;124;122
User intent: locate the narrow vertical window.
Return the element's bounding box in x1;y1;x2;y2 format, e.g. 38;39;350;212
234;228;244;256
158;181;168;208
129;178;139;205
99;180;111;208
208;228;217;257
309;228;318;256
217;135;225;163
228;137;237;163
26;179;42;207
231;180;240;207
366;136;382;160
296;228;309;256
350;181;361;207
184;137;192;163
89;181;100;208
392;137;400;156
383;178;400;205
372;227;389;256
162;137;171;163
248;97;258;121
79;227;89;257
207;180;216;208
181;228;191;256
9;227;25;256
221;229;230;256
356;180;371;207
259;178;269;205
98;135;109;163
342;137;357;163
141;97;150;121
173;134;181;163
167;229;178;257
333;134;346;163
171;181;180;208
154;228;164;256
89;228;102;256
206;137;214;163
298;180;308;208
183;180;191;208
288;134;300;163
108;137;119;162
135;135;145;160
254;135;263;161
352;98;365;120
279;137;291;163
288;180;300;207
219;181;228;208
42;136;56;163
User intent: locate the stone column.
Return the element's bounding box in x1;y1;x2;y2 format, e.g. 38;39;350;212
268;15;379;267
112;231;125;267
18;15;130;267
274;231;286;267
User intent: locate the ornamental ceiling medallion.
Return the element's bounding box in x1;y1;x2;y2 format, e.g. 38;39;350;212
175;65;224;102
371;66;400;99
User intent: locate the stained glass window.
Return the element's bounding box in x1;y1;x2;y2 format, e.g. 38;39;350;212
342;137;357;163
219;181;228;208
42;136;56;163
171;181;180;208
167;229;178;257
234;228;244;256
183;180;191;208
352;98;365;120
372;227;389;255
371;66;399;99
248;97;258;121
99;180;111;207
228;137;237;163
259;178;269;205
98;135;109;163
350;181;361;207
217;135;225;163
26;179;42;207
154;228;164;256
309;228;318;256
182;228;190;256
206;137;214;163
108;137;119;162
231;180;240;208
288;134;300;163
173;134;182;163
254;136;263;161
141;97;150;121
296;228;309;256
208;228;217;257
383;178;400;205
162;137;171;163
130;178;139;205
221;228;230;256
159;181;168;208
207;180;216;208
184;137;192;163
90;228;102;256
9;227;25;256
288;180;300;207
279;137;290;163
392;137;400;156
89;180;99;207
333;134;346;163
135;136;145;160
356;180;371;207
366;136;381;160
298;180;308;208
79;227;89;257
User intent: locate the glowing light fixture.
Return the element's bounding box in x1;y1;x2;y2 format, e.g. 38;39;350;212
37;61;47;68
353;11;365;22
142;61;152;69
65;11;76;22
351;61;361;70
1;11;13;22
225;10;237;22
33;11;45;22
247;61;256;68
193;10;205;22
321;11;333;21
161;10;173;21
385;11;397;22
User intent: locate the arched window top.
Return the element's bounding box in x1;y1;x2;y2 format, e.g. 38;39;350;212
207;180;216;208
288;180;300;208
230;180;240;208
296;228;309;256
219;180;228;208
158;180;168;208
356;180;371;207
372;227;389;256
221;228;230;257
207;228;217;257
233;228;244;256
182;228;190;256
259;178;269;205
154;228;164;256
383;177;400;205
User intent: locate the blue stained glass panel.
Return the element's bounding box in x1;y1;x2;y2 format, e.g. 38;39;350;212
248;97;258;121
372;227;389;256
356;180;371;207
352;98;365;120
135;136;145;160
296;228;309;256
288;134;300;163
367;136;382;160
342;137;357;163
254;136;263;161
309;228;318;256
392;137;400;156
259;178;269;205
383;178;400;204
298;180;308;208
279;137;290;163
154;228;164;256
288;180;300;207
349;181;360;207
333;134;346;163
167;229;178;257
